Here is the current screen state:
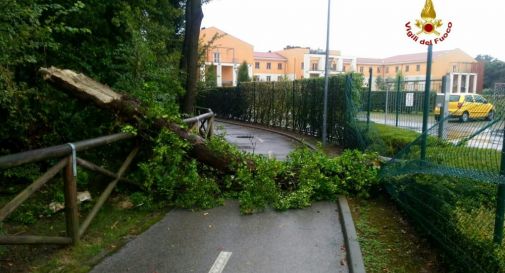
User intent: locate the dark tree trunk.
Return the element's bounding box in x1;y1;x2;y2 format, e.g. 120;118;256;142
180;0;204;114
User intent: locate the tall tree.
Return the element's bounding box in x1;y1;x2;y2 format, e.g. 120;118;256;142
204;64;217;88
375;76;387;91
181;0;204;114
476;55;505;89
237;61;250;83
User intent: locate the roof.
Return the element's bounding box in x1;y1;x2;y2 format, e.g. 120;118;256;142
354;49;475;65
200;27;254;47
382;50;452;64
253;52;288;61
356;58;384;64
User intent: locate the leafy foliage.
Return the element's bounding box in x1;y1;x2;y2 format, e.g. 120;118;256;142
138;129;223;210
0;1;184;187
476;55;505;89
386;174;503;273
237;61;250;83
136;129;380;214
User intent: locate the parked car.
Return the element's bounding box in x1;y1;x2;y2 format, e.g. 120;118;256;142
434;93;495;122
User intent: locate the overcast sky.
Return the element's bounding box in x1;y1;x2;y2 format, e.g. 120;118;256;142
202;0;505;61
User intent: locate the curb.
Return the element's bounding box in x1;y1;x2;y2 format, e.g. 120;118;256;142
215;118;317;151
337;195;366;273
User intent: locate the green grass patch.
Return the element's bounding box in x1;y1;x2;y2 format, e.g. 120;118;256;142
0;198;166;273
348;194;444;273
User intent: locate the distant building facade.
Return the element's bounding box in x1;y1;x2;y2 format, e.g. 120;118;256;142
351;49;484;93
199;27;483;93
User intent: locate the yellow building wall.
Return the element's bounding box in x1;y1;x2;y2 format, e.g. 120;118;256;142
430;49;477;78
276;47;310;79
254;59;287;75
199;27;254;66
222;66;233;86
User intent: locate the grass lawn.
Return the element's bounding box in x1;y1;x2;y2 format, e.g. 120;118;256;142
0;197;167;273
348;194;444;273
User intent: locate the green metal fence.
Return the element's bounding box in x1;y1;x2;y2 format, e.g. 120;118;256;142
379;93;505;273
199;72;505;272
198;74;366;149
358;77;441;132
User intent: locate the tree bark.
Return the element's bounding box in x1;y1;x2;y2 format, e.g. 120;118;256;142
39;67;246;174
180;0;204;114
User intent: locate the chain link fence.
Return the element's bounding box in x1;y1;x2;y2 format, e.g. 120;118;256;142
199;74;505;272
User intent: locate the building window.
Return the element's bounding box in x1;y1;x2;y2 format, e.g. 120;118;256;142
359;67;363;73
343;66;346;72
332;63;337;71
416;64;421;71
395;66;399;73
377;67;381;73
253;76;259;81
385;67;389;73
213;52;220;63
453;65;457;72
405;65;410;72
312;63;318;71
301;62;304;69
255;62;260;69
267;63;271;70
278;63;283;70
278;76;283;81
266;76;271;82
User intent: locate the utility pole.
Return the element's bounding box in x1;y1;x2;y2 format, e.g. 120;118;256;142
322;0;331;145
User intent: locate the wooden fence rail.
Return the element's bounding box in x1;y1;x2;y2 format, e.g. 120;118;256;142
0;109;214;246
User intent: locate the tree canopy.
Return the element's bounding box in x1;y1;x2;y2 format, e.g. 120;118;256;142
0;0;186;154
237;61;251;83
476;55;505;89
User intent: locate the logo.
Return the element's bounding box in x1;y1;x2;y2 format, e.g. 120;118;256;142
405;0;453;45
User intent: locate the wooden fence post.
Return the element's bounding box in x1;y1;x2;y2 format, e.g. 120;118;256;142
63;156;79;245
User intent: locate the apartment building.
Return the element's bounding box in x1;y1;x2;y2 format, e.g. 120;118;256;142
253;52;288;82
200;27;253;87
351;49;484;93
199;27;483;93
199;27;353;84
275;47;357;80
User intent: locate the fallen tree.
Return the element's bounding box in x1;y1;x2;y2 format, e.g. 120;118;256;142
39;66;246;173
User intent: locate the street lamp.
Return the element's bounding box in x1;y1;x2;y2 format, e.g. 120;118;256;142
322;0;331;145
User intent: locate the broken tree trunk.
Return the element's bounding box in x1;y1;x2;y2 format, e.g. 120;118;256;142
39;66;244;173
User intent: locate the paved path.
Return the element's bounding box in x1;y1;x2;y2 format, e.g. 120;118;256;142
91;201;348;273
91;122;350;273
215;121;300;160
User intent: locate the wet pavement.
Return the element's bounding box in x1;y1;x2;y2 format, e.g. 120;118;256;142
91;201;348;273
215;121;300;160
91;123;349;273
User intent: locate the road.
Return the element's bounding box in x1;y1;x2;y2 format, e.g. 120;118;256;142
359;112;505;150
215;121;300;160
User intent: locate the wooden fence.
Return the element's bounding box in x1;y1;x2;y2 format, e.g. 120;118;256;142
0;110;214;246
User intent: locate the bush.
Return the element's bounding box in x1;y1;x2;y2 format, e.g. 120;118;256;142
235;147;380;214
387;174;504;273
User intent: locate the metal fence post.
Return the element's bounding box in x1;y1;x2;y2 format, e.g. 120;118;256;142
367;68;372;130
494;130;505;244
63;156;79;245
438;75;449;139
421;45;433;161
253;81;256;123
395;75;401;127
385;88;390;125
292;80;296;130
